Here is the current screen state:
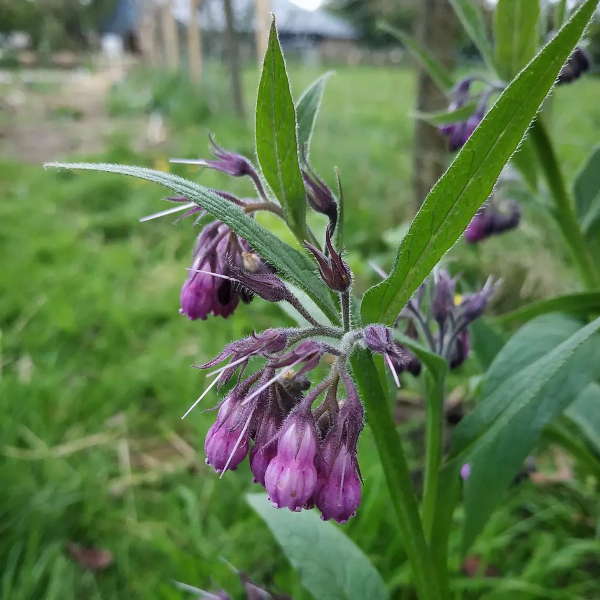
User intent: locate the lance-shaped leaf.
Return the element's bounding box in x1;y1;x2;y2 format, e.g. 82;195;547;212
247;493;388;600
452;314;600;550
574;145;600;235
565;382;600;456
450;0;496;71
379;22;453;93
296;71;332;155
361;0;600;325
256;19;307;242
495;292;600;325
494;0;541;80
44;163;339;323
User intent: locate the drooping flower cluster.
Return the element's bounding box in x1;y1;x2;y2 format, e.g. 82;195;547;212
394;270;497;369
464;196;521;243
199;331;364;523
439;77;495;151
557;47;590;85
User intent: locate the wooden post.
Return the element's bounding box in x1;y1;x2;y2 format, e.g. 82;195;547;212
161;0;180;70
187;0;203;83
255;0;271;64
139;1;159;66
412;0;457;208
223;0;246;118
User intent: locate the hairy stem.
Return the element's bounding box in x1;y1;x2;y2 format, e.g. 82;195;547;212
529;120;599;289
351;349;445;600
421;369;447;540
244;201;284;217
341;291;351;332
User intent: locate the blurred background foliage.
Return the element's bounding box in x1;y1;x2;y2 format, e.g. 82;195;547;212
1;1;600;599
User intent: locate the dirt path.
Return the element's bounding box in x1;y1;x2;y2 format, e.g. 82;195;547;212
0;66;147;164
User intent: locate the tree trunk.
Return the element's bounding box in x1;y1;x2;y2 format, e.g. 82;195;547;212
412;0;457;208
223;0;246;119
161;0;179;70
255;0;271;63
187;0;203;83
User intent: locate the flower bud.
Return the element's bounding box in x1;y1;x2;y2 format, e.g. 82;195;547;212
264;408;319;511
229;266;290;303
316;445;361;523
250;409;281;487
305;229;351;292
204;395;250;473
449;329;470;369
432;270;456;325
558;47;590;85
302;166;338;231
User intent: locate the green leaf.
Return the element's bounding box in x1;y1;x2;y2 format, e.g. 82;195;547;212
469;318;506;370
494;0;541;80
450;0;495;71
247;493;388;600
565;382;600;455
256;19;307;241
379;22;453;92
44;162;339;323
495;292;600;325
361;0;600;326
511;136;539;192
574;145;600;235
296;72;332;155
415;102;478;126
452;314;600;550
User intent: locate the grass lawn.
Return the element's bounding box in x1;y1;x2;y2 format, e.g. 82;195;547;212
1;62;600;599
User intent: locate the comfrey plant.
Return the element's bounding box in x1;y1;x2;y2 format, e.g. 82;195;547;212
46;4;600;599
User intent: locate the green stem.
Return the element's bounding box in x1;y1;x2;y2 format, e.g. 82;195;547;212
422;369;446;540
341;291;351;332
351;349;444;600
529;120;599;289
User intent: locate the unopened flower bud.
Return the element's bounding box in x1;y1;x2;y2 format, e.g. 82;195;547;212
432;270;456;325
316;445;361;523
302;166;338;231
264;407;319;511
229;266;290;303
204;395;250;473
305;228;351;292
558;47;590;85
449;329;470;369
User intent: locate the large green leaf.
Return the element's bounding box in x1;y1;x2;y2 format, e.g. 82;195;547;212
247;493;388;600
494;0;541;80
495;292;600;325
256;19;307;241
574;145;600;235
379;22;453;93
44;163;339;323
452;314;600;550
450;0;496;71
296;72;332;155
361;0;599;325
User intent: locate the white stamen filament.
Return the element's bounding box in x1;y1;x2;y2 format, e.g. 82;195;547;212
139;202;196;222
187;268;236;282
384;352;401;388
206;354;250;377
368;260;388;280
169;158;209;165
181;372;222;419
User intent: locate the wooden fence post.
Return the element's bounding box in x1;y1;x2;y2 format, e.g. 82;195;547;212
255;0;271;63
187;0;203;83
161;0;180;70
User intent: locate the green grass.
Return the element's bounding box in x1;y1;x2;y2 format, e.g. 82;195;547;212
2;63;600;599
